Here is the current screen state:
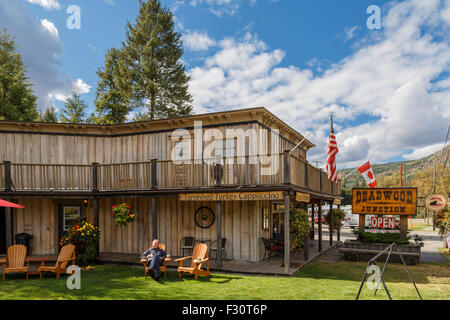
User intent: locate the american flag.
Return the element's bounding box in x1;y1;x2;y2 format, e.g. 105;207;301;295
326;116;339;183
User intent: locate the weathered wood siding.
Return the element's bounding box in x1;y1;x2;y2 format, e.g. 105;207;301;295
99;197;270;262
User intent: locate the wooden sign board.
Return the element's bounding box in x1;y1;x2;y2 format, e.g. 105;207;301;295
352;188;417;215
295;192;310;203
179;191;285;202
333;198;342;205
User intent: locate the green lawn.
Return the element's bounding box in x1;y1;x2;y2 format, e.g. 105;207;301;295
0;261;449;300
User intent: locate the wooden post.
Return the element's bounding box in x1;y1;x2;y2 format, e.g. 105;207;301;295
329;200;333;246
92;163;99;192
5;206;12;248
215;160;222;187
93;196;100;257
216;201;222;269
400;215;408;240
310;204;315;240
318;201;323;252
359;214;365;233
337;204;341;242
305;162;309;188
4;161;11;192
152;197;157;240
303;202;309;261
283;150;290;185
151;159;157;189
284;191;290;273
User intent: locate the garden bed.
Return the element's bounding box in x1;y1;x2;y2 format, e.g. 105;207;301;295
340;240;421;265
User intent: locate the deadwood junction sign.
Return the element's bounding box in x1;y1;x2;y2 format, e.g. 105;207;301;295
352;188;418;239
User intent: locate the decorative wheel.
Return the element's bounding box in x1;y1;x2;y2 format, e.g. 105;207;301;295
194;207;215;229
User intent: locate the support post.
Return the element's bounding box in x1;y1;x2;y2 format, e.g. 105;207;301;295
93;196;100;257
359;214;365;233
337;204;341;242
400;215;408;240
151;159;157;189
5;206;12;248
303;202;309;261
92;163;99;192
216;201;222;269
4;161;11;191
329;200;333;246
152;197;157;240
310;204;315;240
215;160;222;187
284;192;290;273
318;201;323;252
283;150;290;185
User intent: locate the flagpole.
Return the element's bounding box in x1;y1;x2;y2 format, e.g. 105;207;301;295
290;112;334;155
340;167;360;181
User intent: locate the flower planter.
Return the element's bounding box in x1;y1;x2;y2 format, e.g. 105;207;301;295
339;240;421;265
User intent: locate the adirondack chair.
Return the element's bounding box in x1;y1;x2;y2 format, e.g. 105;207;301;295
2;245;29;280
140;243;170;279
38;244;76;279
175;243;210;280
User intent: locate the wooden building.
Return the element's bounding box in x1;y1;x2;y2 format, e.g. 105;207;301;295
0;107;341;271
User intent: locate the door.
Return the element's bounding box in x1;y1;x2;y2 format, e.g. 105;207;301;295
0;208;6;254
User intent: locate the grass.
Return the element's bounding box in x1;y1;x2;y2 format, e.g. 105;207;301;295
0;260;449;300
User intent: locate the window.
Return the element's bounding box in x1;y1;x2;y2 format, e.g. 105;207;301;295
63;206;81;231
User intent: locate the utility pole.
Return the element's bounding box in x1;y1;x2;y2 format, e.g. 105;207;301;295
432;164;437;231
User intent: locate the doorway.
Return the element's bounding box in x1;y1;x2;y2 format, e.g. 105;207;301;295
0;208;6;254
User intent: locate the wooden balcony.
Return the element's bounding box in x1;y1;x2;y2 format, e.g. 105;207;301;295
1;154;341;198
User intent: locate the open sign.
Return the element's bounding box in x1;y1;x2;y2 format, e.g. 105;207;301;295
370;216;395;229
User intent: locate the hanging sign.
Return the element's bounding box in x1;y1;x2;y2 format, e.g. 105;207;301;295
295;192;310;203
425;194;447;212
369;216;395;229
352;188;417;215
179;191;285;201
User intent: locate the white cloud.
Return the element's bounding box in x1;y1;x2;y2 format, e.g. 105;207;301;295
189;0;256;16
0;0;90;109
403;143;444;160
104;0;115;6
26;0;60;11
188;0;450;168
183;30;216;51
40;19;59;39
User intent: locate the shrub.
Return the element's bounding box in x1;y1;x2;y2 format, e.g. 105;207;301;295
61;220;100;266
433;207;449;238
289;208;310;250
352;230;410;245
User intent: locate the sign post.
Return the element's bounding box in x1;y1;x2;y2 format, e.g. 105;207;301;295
352;188;418;239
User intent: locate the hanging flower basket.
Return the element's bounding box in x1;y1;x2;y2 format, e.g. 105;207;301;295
112;203;135;226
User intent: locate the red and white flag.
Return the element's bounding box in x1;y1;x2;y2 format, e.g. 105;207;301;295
358;161;377;188
326;116;339;183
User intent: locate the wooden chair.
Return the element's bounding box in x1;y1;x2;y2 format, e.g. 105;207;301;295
2;245;29;280
140;243;170;279
38;244;76;279
261;238;283;262
175;243;210;280
180;236;195;256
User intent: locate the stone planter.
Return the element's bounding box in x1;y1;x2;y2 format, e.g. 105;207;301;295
339;240;421;265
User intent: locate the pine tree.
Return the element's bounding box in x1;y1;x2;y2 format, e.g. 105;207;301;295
95;48;131;124
41;106;59;123
60;91;88;123
0;29;38;121
119;0;193;120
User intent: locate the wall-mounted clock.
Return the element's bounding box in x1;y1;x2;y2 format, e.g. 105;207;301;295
194;207;215;229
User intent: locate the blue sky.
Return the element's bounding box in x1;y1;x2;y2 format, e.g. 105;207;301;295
1;0;449;169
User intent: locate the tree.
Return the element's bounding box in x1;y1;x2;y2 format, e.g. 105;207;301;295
119;0;193;120
40;106;59;123
95;48;131;124
60;91;88;123
0;29;38;121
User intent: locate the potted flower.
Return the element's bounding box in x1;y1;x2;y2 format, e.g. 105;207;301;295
112;202;135;226
60;220;100;266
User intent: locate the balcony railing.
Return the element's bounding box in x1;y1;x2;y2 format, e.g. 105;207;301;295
1;153;341;196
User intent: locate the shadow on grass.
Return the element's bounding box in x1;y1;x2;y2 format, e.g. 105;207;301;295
295;260;450;285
